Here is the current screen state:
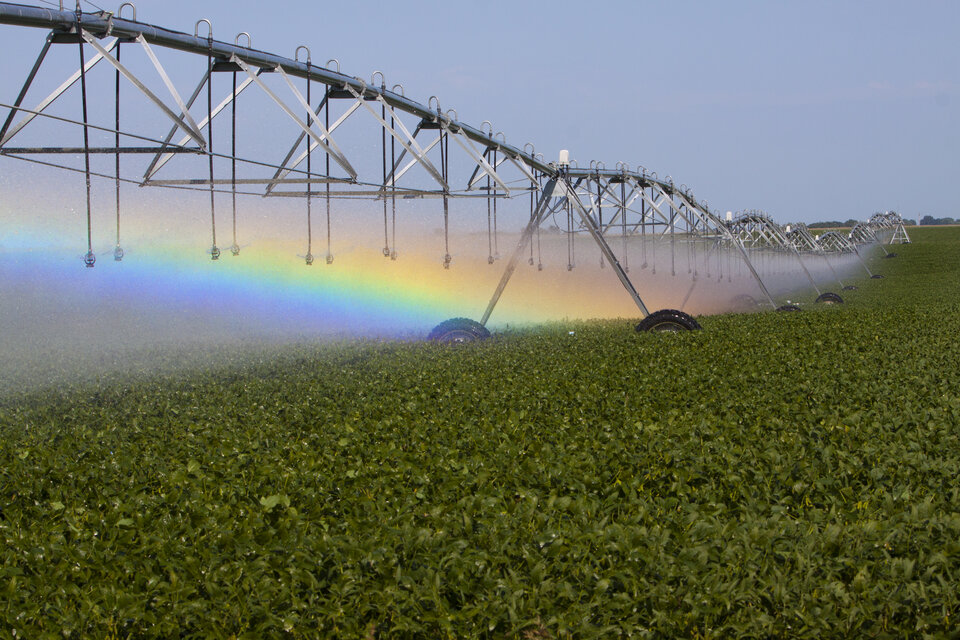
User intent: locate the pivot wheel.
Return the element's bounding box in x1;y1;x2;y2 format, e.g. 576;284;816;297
884;252;897;259
871;274;885;279
842;285;858;291
815;292;844;305
776;304;802;312
428;317;491;344
635;309;702;333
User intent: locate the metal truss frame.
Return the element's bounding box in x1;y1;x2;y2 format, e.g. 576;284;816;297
0;3;899;325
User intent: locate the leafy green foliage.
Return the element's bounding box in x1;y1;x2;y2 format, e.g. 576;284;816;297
2;228;959;637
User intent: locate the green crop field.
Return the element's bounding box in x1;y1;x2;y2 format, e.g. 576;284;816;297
2;228;959;638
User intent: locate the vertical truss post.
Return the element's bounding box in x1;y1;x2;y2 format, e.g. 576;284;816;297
379;88;390;257
77;11;95;268
230;66;239;256
389;108;397;259
596;176;604;269
620;179;628;272
486;150;494;264
302;65;313;264
324;83;332;264
441;126;451;269
670;194;676;276
641;189;648;268
113;38;123;261
206;50;218;260
492;147;499;260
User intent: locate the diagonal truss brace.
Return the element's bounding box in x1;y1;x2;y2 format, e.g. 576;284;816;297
345;87;447;191
143;68;210;179
0;34;51;144
467;150;507;189
232;55;357;180
0;37;117;146
144;72;256;181
135;35;205;146
80;33;207;149
273;64;356;179
480;178;565;325
561;178;650;316
441;122;510;194
391;133;441;186
265;97;363;195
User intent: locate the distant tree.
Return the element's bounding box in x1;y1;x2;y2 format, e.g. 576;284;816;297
918;215;958;225
844;219;859;227
808;220;844;229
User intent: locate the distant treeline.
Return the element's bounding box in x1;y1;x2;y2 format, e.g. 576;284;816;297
806;217;951;229
919;215;956;226
807;220;860;229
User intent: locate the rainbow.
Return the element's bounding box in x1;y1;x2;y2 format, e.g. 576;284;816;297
1;216;651;339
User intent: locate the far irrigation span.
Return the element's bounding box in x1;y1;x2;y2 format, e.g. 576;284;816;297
0;2;911;339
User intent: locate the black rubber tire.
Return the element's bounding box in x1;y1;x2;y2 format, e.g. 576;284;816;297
634;309;702;333
776;304;802;312
884;253;897;259
871;274;884;279
428;317;491;343
815;292;844;305
842;285;858;291
730;293;758;310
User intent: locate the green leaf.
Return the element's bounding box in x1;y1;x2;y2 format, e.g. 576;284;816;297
260;494;290;510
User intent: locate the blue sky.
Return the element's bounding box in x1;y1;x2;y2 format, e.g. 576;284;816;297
1;0;957;224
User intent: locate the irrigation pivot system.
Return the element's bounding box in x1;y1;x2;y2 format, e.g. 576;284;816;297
0;2;912;339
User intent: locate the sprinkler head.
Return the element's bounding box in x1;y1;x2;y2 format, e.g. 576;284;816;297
528;257;534;266
231;244;240;256
567;263;573;271
537;262;543;271
325;254;334;265
390;250;398;261
305;253;314;266
83;251;96;268
443;253;452;269
113;245;124;262
488;255;495;265
382;246;391;257
210;245;221;260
